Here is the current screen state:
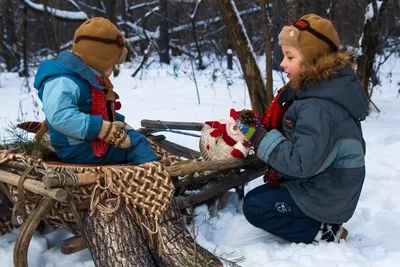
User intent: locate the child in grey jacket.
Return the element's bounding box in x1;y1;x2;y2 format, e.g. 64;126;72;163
236;14;368;244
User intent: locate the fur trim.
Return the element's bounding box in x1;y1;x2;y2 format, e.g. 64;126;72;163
284;50;356;91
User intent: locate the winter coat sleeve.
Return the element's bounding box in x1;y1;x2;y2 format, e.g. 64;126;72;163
41;77;103;141
257;103;333;178
116;112;125;122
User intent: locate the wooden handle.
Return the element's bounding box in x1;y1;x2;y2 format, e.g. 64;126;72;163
0;169;67;202
60;235;87;254
141;119;205;131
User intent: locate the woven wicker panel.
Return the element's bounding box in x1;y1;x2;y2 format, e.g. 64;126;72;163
149;140;181;166
1;140;178;231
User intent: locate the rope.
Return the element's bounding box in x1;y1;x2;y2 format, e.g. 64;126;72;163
157;120;201;138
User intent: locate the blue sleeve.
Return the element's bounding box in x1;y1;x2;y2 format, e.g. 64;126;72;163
126;130;158;165
42;77;103;141
116;112;125;122
257;103;333;178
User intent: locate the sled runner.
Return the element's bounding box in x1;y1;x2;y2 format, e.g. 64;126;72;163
0;119;265;267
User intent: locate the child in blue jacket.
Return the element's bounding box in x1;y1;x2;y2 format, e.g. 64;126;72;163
34;17;158;165
236;14;368;244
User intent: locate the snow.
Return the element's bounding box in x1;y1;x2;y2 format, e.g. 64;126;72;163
24;0;88;21
364;0;383;23
1;53;400;266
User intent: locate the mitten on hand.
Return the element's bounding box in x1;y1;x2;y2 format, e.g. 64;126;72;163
263;166;280;188
236;110;267;148
98;120;131;149
113;121;134;130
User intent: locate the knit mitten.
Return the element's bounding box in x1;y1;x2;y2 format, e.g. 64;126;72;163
98;120;131;149
113;121;134;130
236;109;267;148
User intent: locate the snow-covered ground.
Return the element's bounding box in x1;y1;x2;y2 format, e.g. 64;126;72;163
0;54;399;267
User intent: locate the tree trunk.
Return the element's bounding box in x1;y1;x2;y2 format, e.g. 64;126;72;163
159;0;170;64
1;0;19;72
217;0;267;115
155;200;224;267
43;0;59;52
189;0;205;70
20;0;29;77
84;200;157;267
260;0;274;106
103;0;117;24
356;0;389;102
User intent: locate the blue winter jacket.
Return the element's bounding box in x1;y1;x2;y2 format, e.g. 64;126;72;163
257;52;368;224
34;51;139;162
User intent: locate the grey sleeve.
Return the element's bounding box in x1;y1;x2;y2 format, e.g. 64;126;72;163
259;103;334;178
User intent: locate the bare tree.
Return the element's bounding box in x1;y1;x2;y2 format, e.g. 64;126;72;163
217;0;267;115
1;0;20;72
260;0;274;106
158;0;170;64
188;0;205;69
356;0;389;102
20;0;29;77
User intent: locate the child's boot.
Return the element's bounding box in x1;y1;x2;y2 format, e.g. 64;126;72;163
313;223;348;243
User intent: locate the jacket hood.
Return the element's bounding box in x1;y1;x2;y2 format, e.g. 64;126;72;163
282;51;368;121
34;51;104;91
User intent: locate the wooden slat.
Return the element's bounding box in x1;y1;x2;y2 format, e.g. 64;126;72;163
0;169;67;202
141;119;204;131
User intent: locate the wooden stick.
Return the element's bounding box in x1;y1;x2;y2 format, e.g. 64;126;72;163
60;235;87;255
0;169;67;202
141;119;204;131
175;168;266;210
151;138;201;159
42;172;98;188
166;154;264;177
42;155;264;188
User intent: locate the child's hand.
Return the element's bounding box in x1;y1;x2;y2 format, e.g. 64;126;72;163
235;109;267;148
114;121;133;130
98;121;131;149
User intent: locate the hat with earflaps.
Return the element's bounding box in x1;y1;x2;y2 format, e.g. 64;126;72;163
72;17;128;74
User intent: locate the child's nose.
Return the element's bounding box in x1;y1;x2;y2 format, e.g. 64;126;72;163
280;61;285;70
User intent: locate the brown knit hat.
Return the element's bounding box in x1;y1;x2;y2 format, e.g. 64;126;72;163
72;17;128;74
278;14;339;63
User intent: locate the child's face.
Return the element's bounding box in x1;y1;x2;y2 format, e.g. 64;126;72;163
280;45;303;79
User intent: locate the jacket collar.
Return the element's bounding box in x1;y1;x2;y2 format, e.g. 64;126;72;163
57;51;105;89
283;50;356;91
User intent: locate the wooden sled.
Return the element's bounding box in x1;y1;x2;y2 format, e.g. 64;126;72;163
0;119;266;267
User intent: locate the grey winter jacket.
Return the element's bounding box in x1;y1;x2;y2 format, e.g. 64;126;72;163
257;52;368;224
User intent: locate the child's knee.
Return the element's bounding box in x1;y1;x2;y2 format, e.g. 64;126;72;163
243;193;266;225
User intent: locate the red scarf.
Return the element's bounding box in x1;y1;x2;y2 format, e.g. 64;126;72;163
261;88;292;187
90;75;121;158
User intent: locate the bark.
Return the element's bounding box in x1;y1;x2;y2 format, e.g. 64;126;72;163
103;0;117;24
1;0;19;72
356;0;389;102
260;0;274;106
217;0;267;115
20;0;29;77
155;200;223;267
159;0;170;64
175;168;266;210
84;200;157;267
189;0;205;70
